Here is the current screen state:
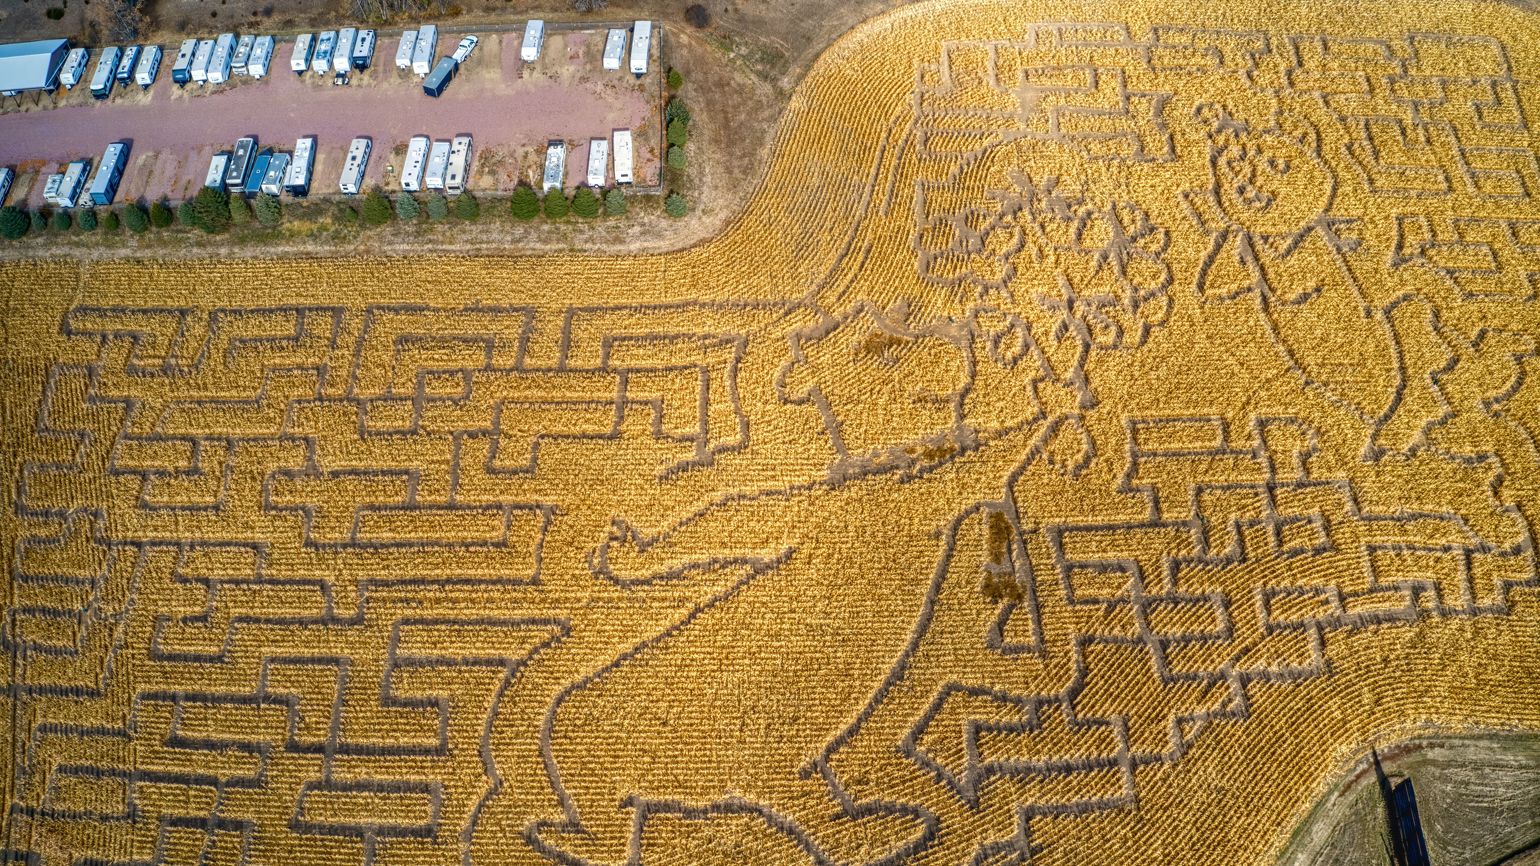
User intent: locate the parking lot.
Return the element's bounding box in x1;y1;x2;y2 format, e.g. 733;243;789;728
0;26;662;207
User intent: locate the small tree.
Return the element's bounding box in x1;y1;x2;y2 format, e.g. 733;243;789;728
425;192;449;221
453;191;480;220
0;206;29;239
78;208;99;231
332;200;359;225
603;187;627;216
667;67;683;90
122;202;150;233
509;184;540;220
361;187;393;226
228;195;252;226
51;209;73;232
665;192;688;218
253;193;282;227
666;98;691;126
667;118;689;149
102;210;120;231
149;199;173;228
667;145;687;171
571;186;599;218
192;186;231;233
395;191;420;221
31;210;48;233
543;190;569;219
177;200;198;228
685;4;710;27
572;0;607;10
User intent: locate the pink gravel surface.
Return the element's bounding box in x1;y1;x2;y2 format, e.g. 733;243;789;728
0;31;659;208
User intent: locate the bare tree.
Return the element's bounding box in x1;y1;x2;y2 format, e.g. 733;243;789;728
573;0;609;11
87;0;146;42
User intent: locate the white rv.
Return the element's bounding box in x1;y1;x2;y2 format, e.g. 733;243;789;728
339;137;371;195
134;44;162;88
42;174;63;206
190;38;214;84
207;33;235;85
171;39;196;84
334;27;356;74
445;135;473;196
395;30;417;70
60;47;90;89
231;34;254;76
115;45;139;82
248;36;274;78
586;138;608;188
57;161;90;208
352;29;375;69
90;46;120;98
629;21;651;76
260;153;290;197
285;136;315;196
603;29;626;71
291;33;313;74
520;20;545;63
612;129;634;184
411;24;437;76
312;31;336;75
400;136;430;192
205;152;230;188
424;140;450;190
542;140;565;192
0;167;13;207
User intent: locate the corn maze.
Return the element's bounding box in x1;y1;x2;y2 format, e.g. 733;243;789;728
4;0;1540;863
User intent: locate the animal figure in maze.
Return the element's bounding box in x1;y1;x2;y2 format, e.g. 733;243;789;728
4;9;1540;866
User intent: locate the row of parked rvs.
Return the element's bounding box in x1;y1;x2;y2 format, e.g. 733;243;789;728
166;34;278;87
541;130;634;192
58;45;163;98
399;135;474;195
288;27;378;81
36;141;130;208
207;135;317;198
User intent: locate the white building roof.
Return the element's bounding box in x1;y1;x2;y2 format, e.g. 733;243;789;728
0;39;70;93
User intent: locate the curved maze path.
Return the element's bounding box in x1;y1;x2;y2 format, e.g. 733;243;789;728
4;0;1540;863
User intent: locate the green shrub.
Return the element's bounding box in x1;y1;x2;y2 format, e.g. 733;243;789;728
46;7;65;20
666;118;689;148
667;145;687;171
666;98;691;126
361;187;393;226
31;210;47;233
78;208;98;231
51;209;72;232
177;201;197;227
571;186;599;218
149;199;174;228
252;193;282;227
543;190;569;219
453;191;480;220
101;210;120;231
332;200;359;224
122;203;149;233
603;187;627;216
0;206;27;239
425;192;449;221
192;186;231;233
665;192;688;218
510;184;540;220
228;195;251;226
667;67;683;90
395;191;420;221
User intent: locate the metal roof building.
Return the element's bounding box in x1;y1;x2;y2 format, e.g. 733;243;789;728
0;39;70;96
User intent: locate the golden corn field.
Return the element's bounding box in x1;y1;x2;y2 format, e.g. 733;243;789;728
4;0;1540;863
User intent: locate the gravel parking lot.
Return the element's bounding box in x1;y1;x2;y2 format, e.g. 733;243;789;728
0;27;662;208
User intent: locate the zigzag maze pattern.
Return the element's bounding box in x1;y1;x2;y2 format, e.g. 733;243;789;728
6;2;1540;865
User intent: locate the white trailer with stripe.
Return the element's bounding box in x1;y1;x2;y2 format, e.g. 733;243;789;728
586;137;608;188
612;129;633;184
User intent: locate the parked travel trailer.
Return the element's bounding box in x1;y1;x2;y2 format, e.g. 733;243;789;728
424;140;450;189
171;39;196;84
232;34;254;76
603;29;626;71
57;161;90;207
205;152;230;188
88;141;129;206
260;153;290;197
452;35;478;63
629;21;651;76
248;36;274;78
59;47;89;89
586;138;608;188
312;31;336;75
520;20;545;62
208;33;235;85
224;137;256;191
290;33;313;74
401;136;430;192
190;38;214;84
133;44;161;88
338;137;371;195
411;24;437;76
612;129;634;184
422;55;456;97
352;29;375;69
243;152;272;197
41;174;63;207
542;140;565;192
334;28;356;74
115;44;140;82
285;136;315;196
395;30;417;69
0;167;13;207
445;135;473;196
90;46;120;98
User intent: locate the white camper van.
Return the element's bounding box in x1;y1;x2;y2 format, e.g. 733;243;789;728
542;140;566;192
424;140;450;190
411;24;437;76
190;38;214;84
247;36;274;78
291;33;313;74
231;34;254;76
612;129;634;184
629;21;651;76
312;31;336;75
339;137;371;195
207;33;235;84
60;47;90;89
520;20;545;63
445;135;473;196
134;44;162;88
285;136;315;196
603;29;626;71
395;30;418;70
171;39;196;84
401;136;430;192
334;27;356;74
586;138;608;188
